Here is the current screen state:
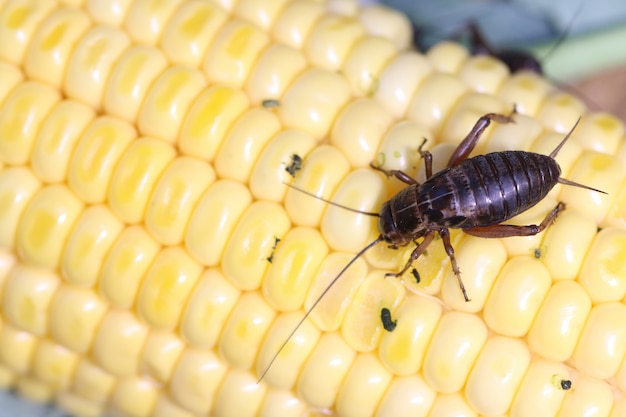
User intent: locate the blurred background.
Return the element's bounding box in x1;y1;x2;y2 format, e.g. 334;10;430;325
381;0;626;120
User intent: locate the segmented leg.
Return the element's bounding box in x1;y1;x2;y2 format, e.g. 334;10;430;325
463;202;565;238
418;138;433;178
439;228;469;301
385;232;435;278
371;138;432;185
370;163;418;185
447;109;517;168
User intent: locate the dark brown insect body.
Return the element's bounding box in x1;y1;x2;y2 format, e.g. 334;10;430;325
371;111;603;301
257;111;605;382
381;151;560;243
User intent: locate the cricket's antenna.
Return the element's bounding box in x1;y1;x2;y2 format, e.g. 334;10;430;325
283;182;380;217
257;236;383;383
549;117;580;159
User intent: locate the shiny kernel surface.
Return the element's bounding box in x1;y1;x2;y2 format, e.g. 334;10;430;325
1;2;626;417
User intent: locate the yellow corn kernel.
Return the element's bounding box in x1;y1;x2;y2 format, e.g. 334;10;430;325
139;330;184;384
258;389;307;417
151;395;196;417
540;209;598;280
160;0;228;67
218;292;276;370
202;19;270;86
306;252;368;332
560;152;622;222
221;201;291;291
181;268;241;349
278;68;351;139
481;113;542;154
144;157;215;245
0;167;41;249
330;98;394;167
137;246;203;330
64;25;131;110
31;339;78;391
57;391;103;417
185;180;251;265
336;353;392;417
441;235;508;309
426;40;470;74
509;359;570;417
321;169;385;252
305;15;365;71
233;0;291;31
110;378;158;417
49;285;107;354
297;332;356;409
169;348;227;415
375;374;436;417
375;52;434;118
123;0;182;45
262;227;329;312
257;311;320;389
108;137;176;223
527;280;592;361
422;311;488;394
341;36;397;97
271;0;325;49
0;321;36;374
178;84;249;160
62;205;124;287
284;145;351;227
214;108;282;182
2;265;60;335
341;271;405;352
497;71;554;115
91;309;148;377
99;225;160;308
459;55;510;95
16;375;53;404
578;228;626;302
571;302;626;380
67;116;136;204
16;185;84;269
137;66;206;143
30;100;96;183
213;370;267;417
575;112;624;154
245;43;308;104
0;61;24;102
556;376;613;417
249;129;317;201
428;392;477;417
378;295;442;375
23;7;91;87
103;45;169;122
71;358;116;405
406;72;468;133
0;81;61;165
483;256;551;337
465;337;530;416
0;0;56;64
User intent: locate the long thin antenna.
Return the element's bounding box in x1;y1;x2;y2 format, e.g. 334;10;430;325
283;182;380;217
549;117;580;158
257;236;383;383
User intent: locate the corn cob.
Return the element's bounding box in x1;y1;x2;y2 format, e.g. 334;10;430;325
0;1;625;417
